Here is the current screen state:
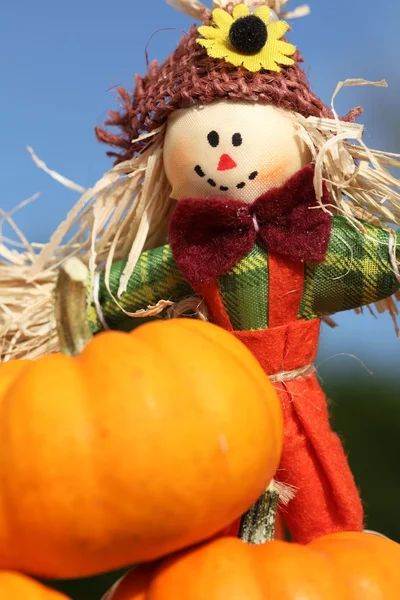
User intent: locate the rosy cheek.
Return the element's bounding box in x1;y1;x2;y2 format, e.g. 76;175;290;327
257;161;292;187
165;140;197;178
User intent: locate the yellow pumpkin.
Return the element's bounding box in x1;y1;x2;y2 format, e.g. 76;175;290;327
0;572;69;599
0;319;282;579
103;532;400;600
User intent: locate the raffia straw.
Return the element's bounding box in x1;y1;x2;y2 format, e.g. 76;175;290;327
166;0;209;20
166;296;210;321
271;479;297;506
27;147;86;194
170;0;310;19
0;126;172;361
293;99;400;227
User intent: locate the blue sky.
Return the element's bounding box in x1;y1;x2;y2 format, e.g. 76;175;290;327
1;0;400;376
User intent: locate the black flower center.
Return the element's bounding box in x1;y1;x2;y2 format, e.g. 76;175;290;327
229;15;268;55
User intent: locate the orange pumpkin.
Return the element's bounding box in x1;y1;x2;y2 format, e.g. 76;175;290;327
0;572;69;599
103;532;400;600
0;319;282;579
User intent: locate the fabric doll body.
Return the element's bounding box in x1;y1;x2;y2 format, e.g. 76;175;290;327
87;7;400;542
90;193;400;544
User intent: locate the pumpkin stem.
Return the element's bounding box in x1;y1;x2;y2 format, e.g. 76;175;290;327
55;258;93;356
239;483;280;544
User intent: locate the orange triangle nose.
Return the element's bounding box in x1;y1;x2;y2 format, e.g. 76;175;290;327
217;154;237;171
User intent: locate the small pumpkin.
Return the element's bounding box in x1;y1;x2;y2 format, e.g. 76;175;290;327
103;532;400;600
0;572;69;599
0;318;282;579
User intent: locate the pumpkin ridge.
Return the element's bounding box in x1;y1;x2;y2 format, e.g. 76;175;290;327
171;320;283;464
105;533;400;599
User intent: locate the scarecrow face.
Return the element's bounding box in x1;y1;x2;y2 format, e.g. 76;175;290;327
164;101;311;203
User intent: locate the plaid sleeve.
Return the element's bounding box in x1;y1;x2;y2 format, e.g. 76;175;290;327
300;216;400;319
89;244;192;333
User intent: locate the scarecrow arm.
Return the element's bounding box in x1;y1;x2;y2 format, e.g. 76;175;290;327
88;244;192;333
300;216;400;319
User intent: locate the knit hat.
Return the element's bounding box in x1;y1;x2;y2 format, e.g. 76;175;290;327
96;1;359;163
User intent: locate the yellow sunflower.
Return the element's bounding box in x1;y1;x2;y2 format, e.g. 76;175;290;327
197;4;296;73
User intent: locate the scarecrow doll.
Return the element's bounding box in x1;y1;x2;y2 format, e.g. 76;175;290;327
2;0;400;545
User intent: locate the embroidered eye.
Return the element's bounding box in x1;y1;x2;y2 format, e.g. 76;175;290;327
207;131;220;147
232;133;243;147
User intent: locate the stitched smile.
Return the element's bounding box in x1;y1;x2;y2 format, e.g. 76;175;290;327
194;165;259;191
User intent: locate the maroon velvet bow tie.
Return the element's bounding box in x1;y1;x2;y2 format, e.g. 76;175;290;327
169;165;332;289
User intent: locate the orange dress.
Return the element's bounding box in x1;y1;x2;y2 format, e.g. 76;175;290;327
200;253;363;544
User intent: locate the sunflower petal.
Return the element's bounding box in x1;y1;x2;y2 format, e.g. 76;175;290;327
197;38;218;49
232;4;250;19
274;39;296;57
206;43;232;61
261;40;295;70
198;25;226;41
254;6;271;25
260;59;281;72
258;49;281;72
267;20;290;40
223;49;263;72
242;57;264;72
274;52;295;66
212;7;233;31
225;52;246;68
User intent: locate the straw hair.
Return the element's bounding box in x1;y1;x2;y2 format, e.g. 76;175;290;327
0;127;173;361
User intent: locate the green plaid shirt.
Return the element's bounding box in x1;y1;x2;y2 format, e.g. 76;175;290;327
89;216;400;333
